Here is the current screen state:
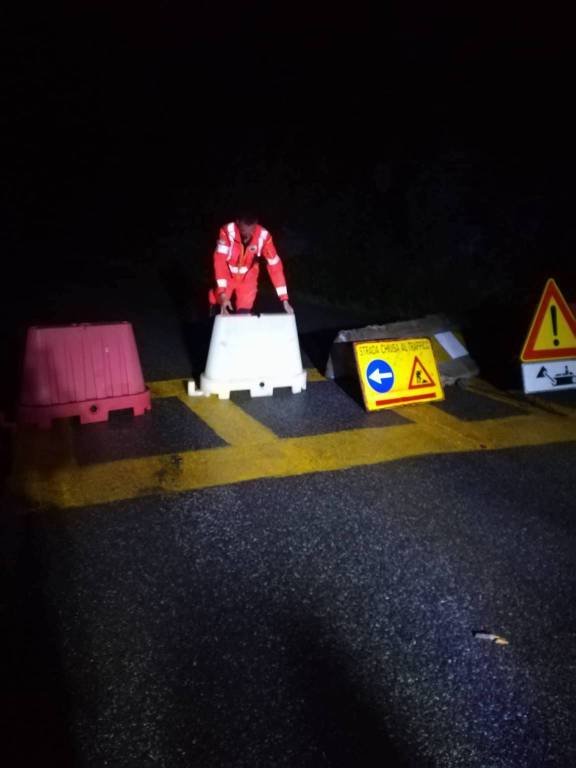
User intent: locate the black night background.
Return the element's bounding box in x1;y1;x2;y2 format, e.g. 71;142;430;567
4;3;575;331
2;3;576;766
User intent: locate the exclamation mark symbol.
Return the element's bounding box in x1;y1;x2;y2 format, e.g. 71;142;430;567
551;305;559;346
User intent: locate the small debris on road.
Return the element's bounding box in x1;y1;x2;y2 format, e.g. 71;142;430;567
473;631;510;646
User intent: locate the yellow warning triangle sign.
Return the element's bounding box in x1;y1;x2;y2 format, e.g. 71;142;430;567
408;356;435;389
521;279;576;361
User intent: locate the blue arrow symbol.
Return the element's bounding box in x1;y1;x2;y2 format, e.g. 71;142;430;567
369;368;393;385
366;359;394;393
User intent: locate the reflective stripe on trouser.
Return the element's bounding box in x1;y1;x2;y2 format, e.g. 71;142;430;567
208;270;259;310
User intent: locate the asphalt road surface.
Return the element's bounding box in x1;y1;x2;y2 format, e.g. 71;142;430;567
1;278;576;767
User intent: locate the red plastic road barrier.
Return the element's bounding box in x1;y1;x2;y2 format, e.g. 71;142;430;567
18;322;151;429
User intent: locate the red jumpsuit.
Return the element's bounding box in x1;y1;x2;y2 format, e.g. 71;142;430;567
208;222;289;311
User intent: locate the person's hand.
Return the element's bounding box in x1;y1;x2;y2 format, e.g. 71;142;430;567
282;300;294;315
219;295;233;315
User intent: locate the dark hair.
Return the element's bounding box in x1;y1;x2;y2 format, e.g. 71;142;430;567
236;210;259;226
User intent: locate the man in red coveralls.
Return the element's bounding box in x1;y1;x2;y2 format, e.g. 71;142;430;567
208;213;294;315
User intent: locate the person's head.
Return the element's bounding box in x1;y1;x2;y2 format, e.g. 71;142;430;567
236;212;258;241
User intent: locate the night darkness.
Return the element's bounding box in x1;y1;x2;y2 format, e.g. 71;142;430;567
4;4;575;327
3;5;576;767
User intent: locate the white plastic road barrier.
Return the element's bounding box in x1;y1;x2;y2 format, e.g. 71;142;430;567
193;314;307;399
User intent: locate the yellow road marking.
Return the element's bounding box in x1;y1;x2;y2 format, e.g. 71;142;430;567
306;368;326;382
10;421;78;508
10;377;576;509
406;405;576;450
11;407;576;508
525;395;576;419
396;403;484;449
462;378;534;413
177;395;279;445
463;378;576;420
148;380;187;398
149;378;281;444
